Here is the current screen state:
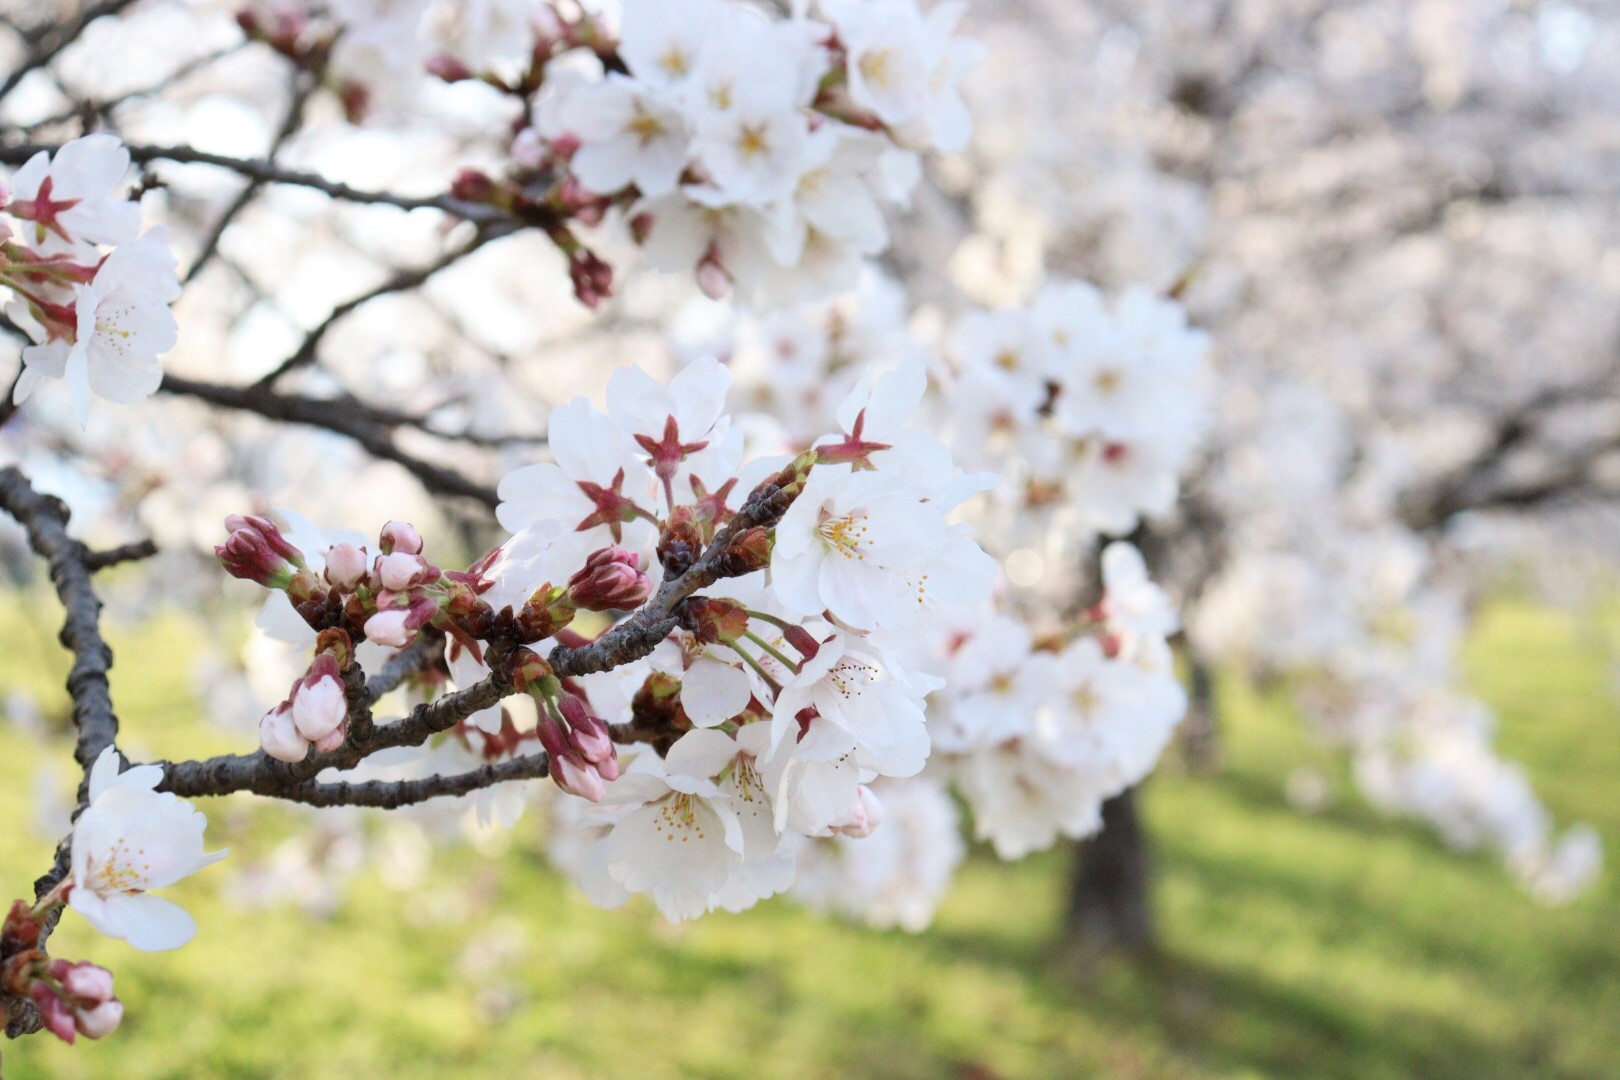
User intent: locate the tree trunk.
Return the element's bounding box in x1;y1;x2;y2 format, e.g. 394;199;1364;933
1178;657;1219;774
1064;787;1153;953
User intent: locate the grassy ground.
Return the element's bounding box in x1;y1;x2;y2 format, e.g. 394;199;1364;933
0;596;1615;1080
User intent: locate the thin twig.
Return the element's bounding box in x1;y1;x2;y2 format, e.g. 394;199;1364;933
160;373;500;510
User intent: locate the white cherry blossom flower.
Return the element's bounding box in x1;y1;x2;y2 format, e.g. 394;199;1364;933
68;749;227;952
6;134;140;257
13;233;180;427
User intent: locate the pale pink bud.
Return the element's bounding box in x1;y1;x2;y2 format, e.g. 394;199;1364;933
364;609;412;647
375;551;426;592
379;520;423;556
291;674;346;742
323;543;368;589
511;128;547;169
75;998;122;1040
551;754;607;802
695;249;731;300
57;962;114;1006
567;547;650;611
311;727;346;753
259;705;308;763
832;786;884;839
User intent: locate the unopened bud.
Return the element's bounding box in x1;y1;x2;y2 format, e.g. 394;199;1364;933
364;609;411;647
291;672;346;742
378;520;423;556
53;961;114;1006
259;704;308;763
75;998;122;1039
375;550;429;592
831;786;885;838
658;506;702;575
515;584;576;643
449;168;497;204
567;547;650;611
568;249;614;309
29;981;76;1043
695;249;732;301
717;526;771;576
323;543;367;589
509;648;555;693
216;515;304;588
426;52;473;82
684;597;750;645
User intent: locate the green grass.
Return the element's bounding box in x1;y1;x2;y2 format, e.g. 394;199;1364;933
0;594;1616;1079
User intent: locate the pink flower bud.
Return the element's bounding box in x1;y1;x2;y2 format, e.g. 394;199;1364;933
549;132;581;159
379;520;423;556
291;674;346;742
364;609;412;648
550;753;607;802
568;250;613;309
216;515;305;587
375;551;426;592
831;786;884;839
29;982;76;1043
695;248;732;300
450;168;497;203
311;727;346;754
425;52;473;82
56;962;114;1006
567;547;650;611
259;704;308;763
323;543;368;589
75;998;122;1040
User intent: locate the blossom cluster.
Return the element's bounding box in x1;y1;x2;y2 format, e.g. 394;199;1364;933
227;0;980;309
940;280;1209;540
927;543;1186;857
531;0;981;306
212;355;996;923
657;273;1210;925
0;136;179;426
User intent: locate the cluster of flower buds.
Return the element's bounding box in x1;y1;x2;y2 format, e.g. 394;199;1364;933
534;688;622;802
259;635;352;763
217;516;489;655
1;903;121;1043
0;135;180;426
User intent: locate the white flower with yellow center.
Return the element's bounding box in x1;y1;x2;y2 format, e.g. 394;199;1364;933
769;463;947;631
68;748;227;952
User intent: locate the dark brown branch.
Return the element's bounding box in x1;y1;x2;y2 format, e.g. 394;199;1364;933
83;538;159;571
160;373;500;510
364;630;446;702
0;467;133;1036
0;468;124;782
273;752;551;809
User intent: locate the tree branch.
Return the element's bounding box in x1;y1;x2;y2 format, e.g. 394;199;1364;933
160;374;500;510
153;475;798;801
0;0;142;104
272;752;552;809
0;142;508;223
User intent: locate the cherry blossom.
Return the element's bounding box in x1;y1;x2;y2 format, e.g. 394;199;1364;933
67;750;227;952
